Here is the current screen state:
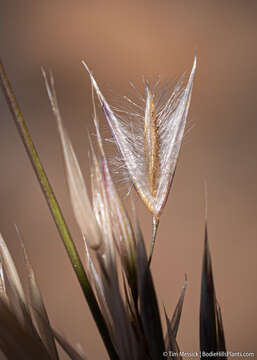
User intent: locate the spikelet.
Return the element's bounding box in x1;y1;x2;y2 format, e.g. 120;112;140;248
42;70;102;250
91;89;137;285
83;58;196;218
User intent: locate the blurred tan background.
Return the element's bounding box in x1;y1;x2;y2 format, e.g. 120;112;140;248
1;1;257;359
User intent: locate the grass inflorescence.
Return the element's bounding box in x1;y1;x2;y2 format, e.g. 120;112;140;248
0;57;227;360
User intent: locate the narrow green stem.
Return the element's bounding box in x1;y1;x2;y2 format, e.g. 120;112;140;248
148;216;159;266
0;59;118;360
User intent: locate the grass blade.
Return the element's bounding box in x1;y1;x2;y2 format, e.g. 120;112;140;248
0;299;51;360
0;234;35;334
163;307;181;359
170;274;188;338
135;218;165;360
53;330;87;360
200;224;226;358
0;59;118;360
164;274;188;350
216;301;226;353
20;233;59;360
42;71;102;250
200;225;217;351
0;258;9;305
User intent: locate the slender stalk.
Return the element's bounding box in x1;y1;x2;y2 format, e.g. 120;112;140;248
148;216;159;266
0;59;118;360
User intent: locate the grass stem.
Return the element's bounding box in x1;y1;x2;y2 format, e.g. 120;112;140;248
148;216;159;266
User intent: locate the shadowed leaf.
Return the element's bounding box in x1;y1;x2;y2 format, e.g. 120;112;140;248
135;219;165;360
164;274;188;350
200;224;226;358
170;275;188;338
216;301;226;352
0;299;51;360
164;307;182;360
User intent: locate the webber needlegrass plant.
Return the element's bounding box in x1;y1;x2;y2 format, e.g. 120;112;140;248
0;57;227;360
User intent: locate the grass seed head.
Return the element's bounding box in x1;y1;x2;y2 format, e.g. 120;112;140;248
83;58;197;217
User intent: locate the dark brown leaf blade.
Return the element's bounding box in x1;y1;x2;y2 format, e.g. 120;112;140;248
170;275;188;338
216;301;226;353
200;224;216;351
164;274;187;355
136;219;165;360
200;224;226;358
